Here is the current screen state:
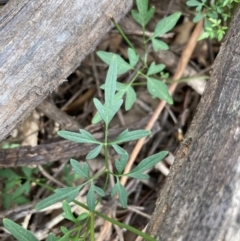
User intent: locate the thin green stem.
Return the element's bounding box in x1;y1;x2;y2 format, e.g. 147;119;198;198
121;71;142;90
74;200;156;241
95;167;109;207
142;26;149;65
110;17;135;51
94;122;110;207
110;17;145;66
33;180;55;192
90;213;95;241
131;82;147;86
103;122;110;187
76;228;81;240
104;124;109;170
102;168;109;191
91;169;107;181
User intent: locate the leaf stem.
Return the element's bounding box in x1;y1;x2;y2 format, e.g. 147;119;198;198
110;17;145;66
73;200;157;241
90;213;95;241
104;123;109;170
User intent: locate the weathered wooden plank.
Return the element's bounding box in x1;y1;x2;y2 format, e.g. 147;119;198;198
0;0;133;141
147;6;240;241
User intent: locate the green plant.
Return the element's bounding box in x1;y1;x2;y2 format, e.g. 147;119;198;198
3;0;180;240
0;167;42;209
63;163;82;186
4;56;167;241
186;0;240;41
92;1;181;119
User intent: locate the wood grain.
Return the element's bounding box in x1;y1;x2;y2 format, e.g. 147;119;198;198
0;0;133;141
147;6;240;241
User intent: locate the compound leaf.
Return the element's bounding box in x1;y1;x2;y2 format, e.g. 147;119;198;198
125;86;137;110
93;98;106;123
111;144;126;155
35;186;81;210
93;185;105;197
111;129;150;144
131;0;155;28
12;181;30;199
152;12;181;38
97;51;132;75
77;212;89;221
3;218;39;241
58;129;100;144
129;151;168;175
147;62;165;76
147;77;173;104
152;38;169;51
126;172;149;179
46;233;58;241
70;159;90;178
115;152;129;174
62;201;76;222
128;48;139;67
87;183;96;211
111;178;128;208
186;0;201;7
105;55;117;105
0;169;20;180
21;167;32;178
107;99;123;124
86;144;103;160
